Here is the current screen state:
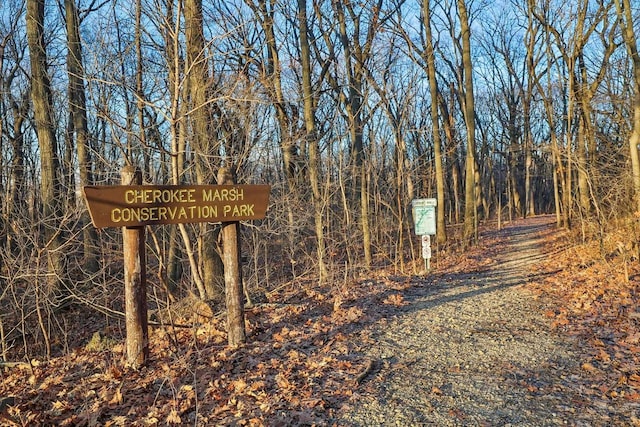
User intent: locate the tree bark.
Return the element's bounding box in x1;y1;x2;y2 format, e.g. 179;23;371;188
122;166;149;367
163;0;185;292
247;0;304;275
184;0;223;300
333;0;381;267
297;0;327;282
458;0;478;245
6;93;29;250
439;88;460;224
422;0;447;244
65;0;98;272
218;168;246;346
615;0;640;214
26;0;65;293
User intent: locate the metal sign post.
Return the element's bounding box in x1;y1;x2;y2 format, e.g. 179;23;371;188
412;198;437;272
421;234;431;271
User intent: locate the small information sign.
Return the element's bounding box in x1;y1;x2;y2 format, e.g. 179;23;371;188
421;235;431;259
412;198;437;236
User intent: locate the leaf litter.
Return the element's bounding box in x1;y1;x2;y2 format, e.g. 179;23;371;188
1;215;639;425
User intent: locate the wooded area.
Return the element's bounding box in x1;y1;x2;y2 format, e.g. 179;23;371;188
1;0;640;361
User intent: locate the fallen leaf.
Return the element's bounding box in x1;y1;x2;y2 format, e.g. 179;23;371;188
109;387;123;405
166;409;181;424
625;392;640;401
231;379;248;393
383;294;407;306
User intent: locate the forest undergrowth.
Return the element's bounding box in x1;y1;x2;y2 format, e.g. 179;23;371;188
1;215;640;426
530;216;640;406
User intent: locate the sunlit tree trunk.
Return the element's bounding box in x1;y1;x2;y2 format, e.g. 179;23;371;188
576;116;590;214
26;0;65;292
534;2;566;227
297;0;327;282
161;0;184;290
458;0;478;245
506;98;523;218
440;88;461;224
164;0;208;299
538;60;565;227
422;0;447;244
564;73;574;227
334;0;381;267
248;0;305;275
65;0;98;272
523;6;537;217
185;0;224;301
615;0;640;214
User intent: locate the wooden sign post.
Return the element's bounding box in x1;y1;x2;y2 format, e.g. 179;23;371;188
218;168;245;346
84;168;270;364
121;166;148;367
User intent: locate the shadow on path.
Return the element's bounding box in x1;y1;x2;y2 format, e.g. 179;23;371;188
333;215;582;426
377;215;560;319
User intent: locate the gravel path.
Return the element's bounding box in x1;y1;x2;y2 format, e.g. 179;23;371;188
333;216;627;426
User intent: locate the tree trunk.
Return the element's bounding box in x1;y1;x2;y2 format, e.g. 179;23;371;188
339;0;380;267
615;0;640;214
249;0;304;274
361;163;372;266
576;117;590;215
440;87;460;224
523;4;538;217
564;66;574;227
163;0;185;292
6;93;29;251
422;0;447;244
65;0;98;272
185;0;223;300
298;0;327;282
458;0;478;245
26;0;65;293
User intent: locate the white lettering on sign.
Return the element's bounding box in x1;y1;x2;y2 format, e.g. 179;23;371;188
124;188;196;204
202;188;244;202
83;184;271;228
110;205;223;224
223;204;255;217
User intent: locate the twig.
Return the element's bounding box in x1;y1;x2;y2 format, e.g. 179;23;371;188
354;358;377;385
0;362;28;368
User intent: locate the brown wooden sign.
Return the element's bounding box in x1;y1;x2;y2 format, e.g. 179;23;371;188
83;184;270;228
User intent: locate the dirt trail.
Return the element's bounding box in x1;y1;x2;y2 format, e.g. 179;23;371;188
334;216;632;426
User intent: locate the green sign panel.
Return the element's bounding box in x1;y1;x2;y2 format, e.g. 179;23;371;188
412;198;437;235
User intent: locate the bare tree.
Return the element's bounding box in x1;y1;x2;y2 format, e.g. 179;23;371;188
297;0;327;282
0;4;30;255
26;0;66;293
533;0;618;219
244;0;306;275
458;0;478;245
331;0;388;267
614;0;640;214
184;0;226;302
64;0;98;272
421;0;447;244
